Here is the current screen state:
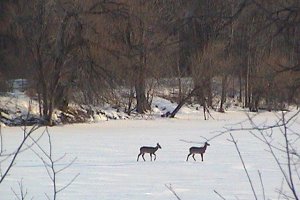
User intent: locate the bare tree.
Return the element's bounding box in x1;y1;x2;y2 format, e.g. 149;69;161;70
28;127;79;200
216;110;300;200
0;124;79;199
0;124;40;184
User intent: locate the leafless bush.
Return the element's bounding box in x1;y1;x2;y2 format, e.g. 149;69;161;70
0;124;41;184
0;124;79;199
11;179;31;200
29;127;79;200
215;111;300;200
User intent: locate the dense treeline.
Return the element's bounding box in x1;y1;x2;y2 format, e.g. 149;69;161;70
0;0;299;124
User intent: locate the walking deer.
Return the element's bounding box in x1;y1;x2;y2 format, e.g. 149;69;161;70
137;143;162;161
186;142;210;162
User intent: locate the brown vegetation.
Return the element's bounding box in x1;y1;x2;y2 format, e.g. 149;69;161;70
0;0;299;123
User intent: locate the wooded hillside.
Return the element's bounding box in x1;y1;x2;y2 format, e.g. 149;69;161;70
1;0;299;124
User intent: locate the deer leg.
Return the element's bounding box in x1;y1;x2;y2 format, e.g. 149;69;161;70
201;153;204;162
150;153;153;161
153;153;156;161
186;153;192;161
192;154;196;161
142;153;146;161
137;153;142;161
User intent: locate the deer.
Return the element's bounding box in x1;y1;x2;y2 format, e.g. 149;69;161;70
186;142;210;162
137;143;162;161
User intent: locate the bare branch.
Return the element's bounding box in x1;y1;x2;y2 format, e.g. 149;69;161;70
11;179;31;200
56;157;77;174
281;112;299;199
246;112;299;200
165;184;182;200
214;190;227;200
258;170;266;200
56;172;80;193
0;124;41;184
277;178;285;200
229;133;258;200
179;139;203;144
26;126;79;199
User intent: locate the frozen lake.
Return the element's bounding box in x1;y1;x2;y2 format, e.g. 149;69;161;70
0;111;299;199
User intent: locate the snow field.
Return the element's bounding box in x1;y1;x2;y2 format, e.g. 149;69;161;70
0;111;299;199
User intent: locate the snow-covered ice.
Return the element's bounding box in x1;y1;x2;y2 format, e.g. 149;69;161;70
0;110;299;199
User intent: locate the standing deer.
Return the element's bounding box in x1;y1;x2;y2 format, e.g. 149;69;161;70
137;143;162;161
186;142;210;162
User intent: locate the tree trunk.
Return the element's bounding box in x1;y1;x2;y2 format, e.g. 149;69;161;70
135;84;149;114
206;77;213;108
245;43;251;108
239;70;242;103
169;87;198;118
219;75;228;112
135;62;150;114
